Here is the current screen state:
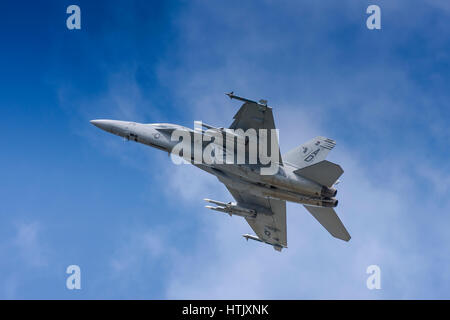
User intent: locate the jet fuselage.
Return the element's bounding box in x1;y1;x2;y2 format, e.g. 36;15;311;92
90;119;337;207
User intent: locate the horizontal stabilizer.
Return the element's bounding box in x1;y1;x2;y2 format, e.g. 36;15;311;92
294;160;343;187
303;205;351;241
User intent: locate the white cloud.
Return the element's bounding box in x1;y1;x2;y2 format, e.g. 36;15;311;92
13;221;48;268
0;221;49;298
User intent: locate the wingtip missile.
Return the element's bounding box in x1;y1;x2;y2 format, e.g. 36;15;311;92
225;92;261;105
242;234;286;252
242;234;263;243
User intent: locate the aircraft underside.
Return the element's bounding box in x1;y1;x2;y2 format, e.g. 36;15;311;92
91;92;351;251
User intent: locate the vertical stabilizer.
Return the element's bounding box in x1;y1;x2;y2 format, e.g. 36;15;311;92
283;136;336;169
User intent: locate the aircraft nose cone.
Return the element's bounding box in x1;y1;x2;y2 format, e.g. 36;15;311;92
90;119;130;137
90;119;103;127
90;119;112;131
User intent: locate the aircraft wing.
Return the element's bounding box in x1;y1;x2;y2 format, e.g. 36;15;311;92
229;97;282;165
225;185;287;251
229;101;276;132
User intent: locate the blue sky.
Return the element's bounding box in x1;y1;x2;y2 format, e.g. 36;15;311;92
1;0;449;299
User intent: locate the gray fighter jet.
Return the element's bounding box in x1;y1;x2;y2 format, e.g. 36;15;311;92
90;92;350;251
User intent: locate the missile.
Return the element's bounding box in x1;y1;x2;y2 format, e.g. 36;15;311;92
226;91;257;104
204;199;256;214
226;92;268;107
205;205;256;219
204;198;272;216
204;198;229;206
205;205;232;216
204;199;257;218
243;234;286;252
242;234;263;243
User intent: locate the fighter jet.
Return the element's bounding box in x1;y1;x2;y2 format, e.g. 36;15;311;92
90;92;350;251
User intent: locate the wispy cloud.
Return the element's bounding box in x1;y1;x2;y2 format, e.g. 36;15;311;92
13;221;48;268
0;221;49;299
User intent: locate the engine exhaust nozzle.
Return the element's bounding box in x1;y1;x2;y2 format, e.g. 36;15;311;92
322;198;338;207
321;186;337;198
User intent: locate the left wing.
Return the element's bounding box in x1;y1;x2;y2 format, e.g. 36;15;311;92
229;101;276;132
227;93;282;166
225;185;287;251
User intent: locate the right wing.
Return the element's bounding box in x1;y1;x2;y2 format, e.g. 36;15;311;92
225;185;287;251
303;205;351;241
